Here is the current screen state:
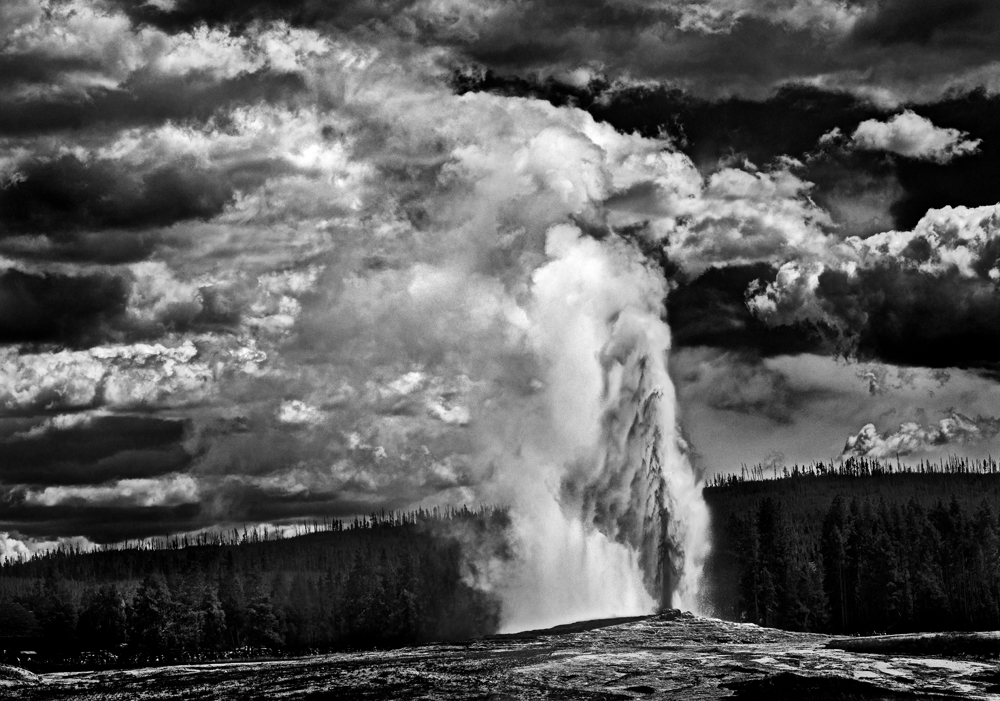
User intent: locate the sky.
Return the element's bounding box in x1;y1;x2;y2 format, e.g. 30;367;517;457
3;0;1000;556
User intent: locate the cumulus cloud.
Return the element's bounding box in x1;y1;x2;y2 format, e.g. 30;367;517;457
849;204;1000;278
843;110;981;162
673;349;828;424
0;339;266;415
743;203;1000;368
277;399;324;426
843;410;1000;458
12;411;100;439
0;532;95;564
0;4;325;103
746;261;828;327
655;165;836;273
22;473;199;508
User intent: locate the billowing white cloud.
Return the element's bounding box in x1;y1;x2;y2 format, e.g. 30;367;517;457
0;532;95;564
843;411;1000;458
0;2;331;102
849;204;1000;278
844;110;981;162
0;339;265;414
746;260;829;325
127;261;202;326
154;23;330;79
652;164;837;273
673;0;861;34
277;399;324;426
12;411;103;439
23;473;199;507
749;204;1000;333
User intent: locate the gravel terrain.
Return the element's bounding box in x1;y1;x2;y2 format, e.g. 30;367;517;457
4;613;999;699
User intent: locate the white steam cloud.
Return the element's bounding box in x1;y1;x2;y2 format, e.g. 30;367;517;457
476;225;710;629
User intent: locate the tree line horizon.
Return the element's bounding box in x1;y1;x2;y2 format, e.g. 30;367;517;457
2;458;1000;670
5;454;994;567
712;454;1000;487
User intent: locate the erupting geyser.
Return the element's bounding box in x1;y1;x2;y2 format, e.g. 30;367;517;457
488;224;710;631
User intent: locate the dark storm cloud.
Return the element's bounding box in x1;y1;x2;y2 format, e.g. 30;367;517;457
209;484;414;525
111;0;420;33
667;264;836;356
0;70;306;136
0;266;242;349
889;91;1000;229
679;352;830;424
0;479;414;544
815;264;1000;370
0;230;164;266
0;155;233;234
0;488;391;544
0;503;201;543
104;0;1000;102
598;85;880;171
108;1;842;93
0;416;191;486
0;268;128;346
470;15;852;97
0;53;104;89
850;0;998;47
803;150;902;239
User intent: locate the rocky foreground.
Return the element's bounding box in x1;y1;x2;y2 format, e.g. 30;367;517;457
4;613;1000;699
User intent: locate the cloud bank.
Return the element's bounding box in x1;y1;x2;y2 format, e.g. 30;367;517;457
844;411;1000;458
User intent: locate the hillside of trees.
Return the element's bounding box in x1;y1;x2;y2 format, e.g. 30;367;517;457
6;454;1000;671
704;456;1000;635
0;507;509;668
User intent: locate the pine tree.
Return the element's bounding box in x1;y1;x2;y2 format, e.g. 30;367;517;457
821;496;849;632
131;573;176;652
79;583;128;650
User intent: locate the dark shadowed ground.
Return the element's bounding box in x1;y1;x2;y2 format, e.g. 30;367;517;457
3;613;998;699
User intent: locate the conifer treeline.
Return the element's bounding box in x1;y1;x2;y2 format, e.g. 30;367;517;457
707;475;1000;634
712;454;1000;488
0;506;509;663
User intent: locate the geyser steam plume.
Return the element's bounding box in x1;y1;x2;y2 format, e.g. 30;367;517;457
138;43;716;632
485;225;710;631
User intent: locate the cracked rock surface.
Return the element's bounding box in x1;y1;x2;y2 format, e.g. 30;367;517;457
6;614;1000;699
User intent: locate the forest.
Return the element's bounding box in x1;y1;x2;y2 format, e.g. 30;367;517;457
0;507;508;667
4;455;1000;669
705;456;1000;634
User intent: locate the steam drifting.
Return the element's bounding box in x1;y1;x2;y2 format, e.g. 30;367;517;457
484;225;710;628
